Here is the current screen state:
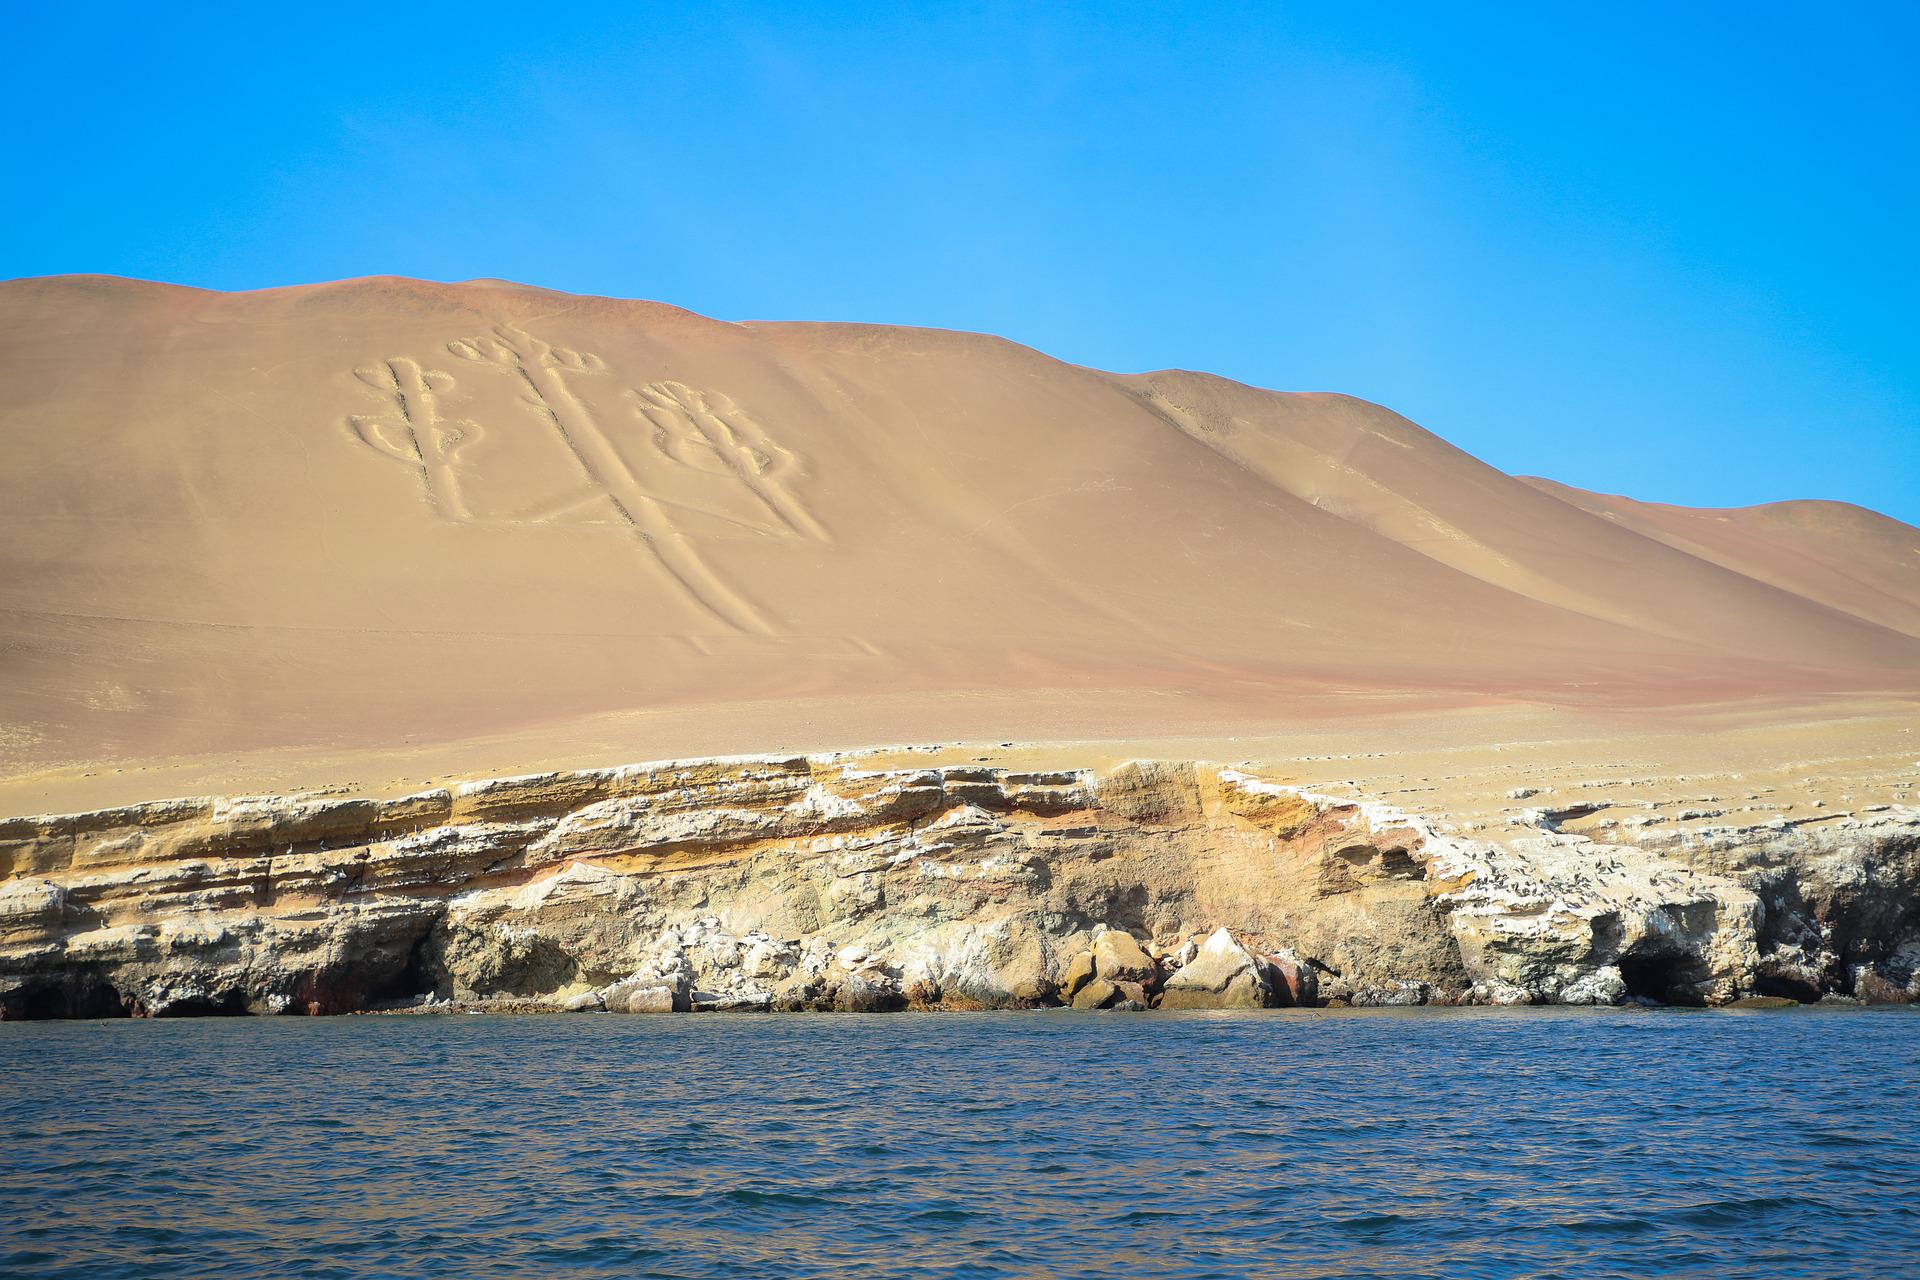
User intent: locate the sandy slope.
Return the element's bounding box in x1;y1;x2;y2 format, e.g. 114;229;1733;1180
1521;477;1920;641
1;275;1916;810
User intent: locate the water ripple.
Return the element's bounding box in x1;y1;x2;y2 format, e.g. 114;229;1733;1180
1;1006;1917;1278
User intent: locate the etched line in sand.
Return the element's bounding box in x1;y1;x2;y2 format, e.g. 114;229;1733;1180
443;325;776;634
346;358;480;519
630;380;832;542
344;329;829;634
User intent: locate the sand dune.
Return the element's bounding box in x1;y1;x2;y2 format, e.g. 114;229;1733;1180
1;275;1916;800
1521;477;1920;641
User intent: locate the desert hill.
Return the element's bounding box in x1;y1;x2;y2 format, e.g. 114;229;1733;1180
1519;477;1920;641
1;274;1916;802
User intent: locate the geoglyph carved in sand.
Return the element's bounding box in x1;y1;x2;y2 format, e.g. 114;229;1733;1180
347;325;828;633
347;358;482;521
630;380;832;543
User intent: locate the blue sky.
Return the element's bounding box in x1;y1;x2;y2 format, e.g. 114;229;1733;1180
6;3;1916;522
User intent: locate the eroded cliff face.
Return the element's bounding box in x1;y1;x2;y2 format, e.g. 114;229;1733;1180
1;753;1915;1018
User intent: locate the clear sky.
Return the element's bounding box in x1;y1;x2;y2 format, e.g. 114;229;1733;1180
6;3;1916;522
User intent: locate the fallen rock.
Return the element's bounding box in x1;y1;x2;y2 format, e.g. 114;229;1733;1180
832;965;903;1012
1071;977;1119;1009
692;989;772;1012
1262;949;1320;1007
1061;951;1097;1000
1855;966;1919;1005
1092;930;1157;985
1351;979;1429;1007
1158;928;1273;1009
1005;975;1060;1008
602;972;689;1014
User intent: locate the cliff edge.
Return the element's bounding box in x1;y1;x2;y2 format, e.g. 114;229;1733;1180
4;747;1915;1018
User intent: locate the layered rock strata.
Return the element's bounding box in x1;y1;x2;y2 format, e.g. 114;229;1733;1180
1;753;1915;1018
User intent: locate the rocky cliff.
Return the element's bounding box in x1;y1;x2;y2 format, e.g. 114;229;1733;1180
2;752;1916;1018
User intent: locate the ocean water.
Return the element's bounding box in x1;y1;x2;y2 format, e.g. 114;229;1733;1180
2;1008;1916;1279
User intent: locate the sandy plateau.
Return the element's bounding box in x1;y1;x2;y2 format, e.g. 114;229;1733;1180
1;275;1917;1017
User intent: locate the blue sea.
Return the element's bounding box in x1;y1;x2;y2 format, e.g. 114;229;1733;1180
2;1008;1917;1279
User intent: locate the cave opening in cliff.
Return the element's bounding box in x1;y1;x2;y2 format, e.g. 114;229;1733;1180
369;928;445;1007
1753;972;1822;1003
154;990;250;1018
1617;953;1693;1005
2;976;130;1020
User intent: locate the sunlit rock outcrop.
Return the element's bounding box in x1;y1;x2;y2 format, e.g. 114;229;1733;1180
1;752;1915;1018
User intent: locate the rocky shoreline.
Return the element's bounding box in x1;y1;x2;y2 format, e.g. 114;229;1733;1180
3;751;1917;1020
